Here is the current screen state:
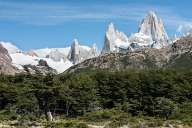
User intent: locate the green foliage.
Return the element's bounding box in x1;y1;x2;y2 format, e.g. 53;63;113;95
104;114;130;128
0;69;191;123
170;102;192;124
83;109;124;122
153;97;177;119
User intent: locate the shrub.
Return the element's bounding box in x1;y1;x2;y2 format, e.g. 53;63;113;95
154;97;177;119
83;109;124;122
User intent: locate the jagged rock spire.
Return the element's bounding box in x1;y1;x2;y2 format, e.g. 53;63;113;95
102;22;129;54
139;11;169;48
68;39;80;64
102;23;116;54
89;43;97;57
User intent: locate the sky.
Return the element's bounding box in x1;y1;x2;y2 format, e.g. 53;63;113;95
0;0;192;50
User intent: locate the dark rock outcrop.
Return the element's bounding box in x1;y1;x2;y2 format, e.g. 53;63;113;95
0;44;18;75
23;59;57;75
38;59;49;67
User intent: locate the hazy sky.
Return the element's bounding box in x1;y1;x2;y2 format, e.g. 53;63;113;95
0;0;192;50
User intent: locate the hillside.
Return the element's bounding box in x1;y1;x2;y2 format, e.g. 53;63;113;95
66;34;192;73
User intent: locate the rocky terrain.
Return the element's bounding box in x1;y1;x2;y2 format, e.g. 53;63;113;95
66;34;192;73
0;44;19;75
23;59;57;75
0;44;58;75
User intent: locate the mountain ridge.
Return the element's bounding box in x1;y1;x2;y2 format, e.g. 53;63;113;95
101;11;171;54
0;11;191;75
65;34;192;73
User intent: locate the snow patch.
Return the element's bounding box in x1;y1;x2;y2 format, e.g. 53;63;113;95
0;41;20;54
10;52;73;73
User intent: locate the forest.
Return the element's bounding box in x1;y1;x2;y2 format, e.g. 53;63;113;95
0;69;192;127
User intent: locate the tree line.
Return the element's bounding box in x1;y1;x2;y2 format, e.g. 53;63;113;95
0;69;191;121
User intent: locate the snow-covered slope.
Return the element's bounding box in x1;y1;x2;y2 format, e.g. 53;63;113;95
33;39;96;65
10;52;73;73
1;39;97;74
34;47;71;58
129;33;153;47
0;41;20;54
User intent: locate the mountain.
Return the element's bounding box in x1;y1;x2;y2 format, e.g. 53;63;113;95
128;32;153;48
0;41;20;54
68;39;97;64
34;47;70;59
65;34;192;73
101;23;129;54
138;11;169;48
0;44;19;75
0;39;98;74
0;11;187;75
102;11;170;54
168;34;192;68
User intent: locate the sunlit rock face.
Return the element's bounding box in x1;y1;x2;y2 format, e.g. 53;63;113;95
68;39;98;64
0;44;18;75
102;23;129;54
138;11;169;48
102;11;170;55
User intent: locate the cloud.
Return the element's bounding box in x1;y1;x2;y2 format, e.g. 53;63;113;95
0;0;192;29
177;23;192;35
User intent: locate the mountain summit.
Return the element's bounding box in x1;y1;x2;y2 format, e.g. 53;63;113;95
102;23;129;54
139;11;169;48
0;11;188;75
102;11;170;54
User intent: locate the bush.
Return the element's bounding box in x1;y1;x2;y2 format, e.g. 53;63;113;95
170;102;192;125
83;109;124;122
0;110;17;120
154;97;177;119
104;114;130;128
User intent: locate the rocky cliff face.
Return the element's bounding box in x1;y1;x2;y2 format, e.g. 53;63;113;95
138;11;169;48
66;35;192;73
23;59;57;75
68;39;98;64
101;11;170;55
101;23;129;54
0;44;18;75
0;44;58;75
68;39;80;64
